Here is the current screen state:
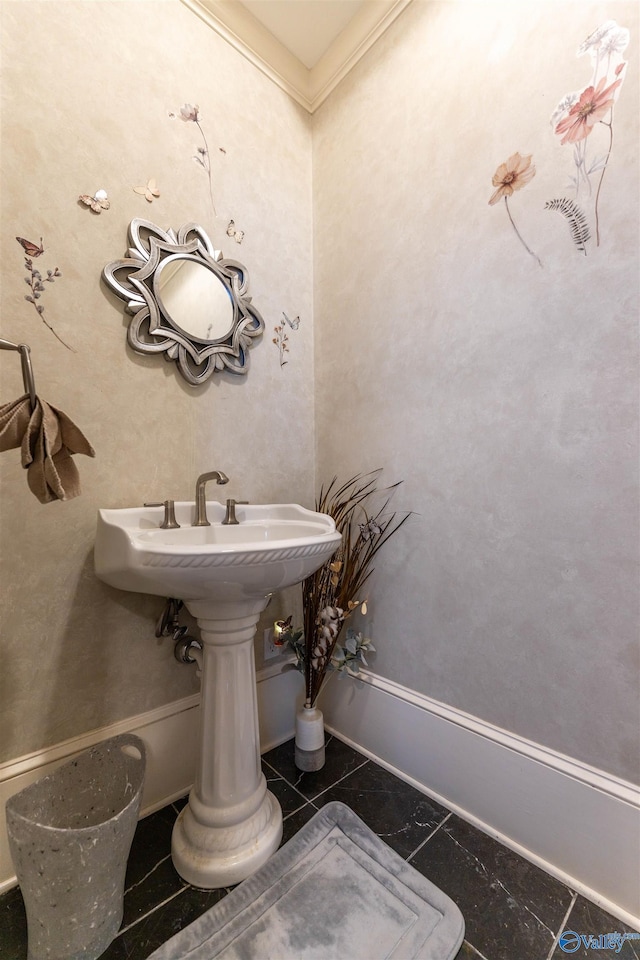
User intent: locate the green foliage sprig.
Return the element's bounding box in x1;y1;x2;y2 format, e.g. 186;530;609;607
283;624;375;683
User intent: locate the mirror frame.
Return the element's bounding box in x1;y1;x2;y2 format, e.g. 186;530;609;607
103;219;264;385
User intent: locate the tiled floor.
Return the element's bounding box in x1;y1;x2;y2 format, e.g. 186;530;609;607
1;735;638;960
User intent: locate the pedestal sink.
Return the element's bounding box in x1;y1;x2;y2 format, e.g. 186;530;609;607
95;501;341;888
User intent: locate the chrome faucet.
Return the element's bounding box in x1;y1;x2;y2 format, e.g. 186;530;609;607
193;471;229;526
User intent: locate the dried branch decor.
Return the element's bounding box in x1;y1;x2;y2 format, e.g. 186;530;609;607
282;471;410;709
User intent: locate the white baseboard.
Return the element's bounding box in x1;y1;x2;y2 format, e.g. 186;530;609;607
4;665;637;931
320;670;640;929
256;660;304;751
0;664;300;894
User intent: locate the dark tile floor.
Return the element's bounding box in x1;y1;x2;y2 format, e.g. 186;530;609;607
1;735;638;960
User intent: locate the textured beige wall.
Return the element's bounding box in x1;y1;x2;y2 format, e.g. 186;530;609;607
313;1;639;783
2;0;638;788
0;1;312;762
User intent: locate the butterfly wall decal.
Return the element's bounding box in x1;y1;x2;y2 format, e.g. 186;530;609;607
282;311;300;330
133;178;160;203
16;236;44;258
226;220;244;244
79;189;110;213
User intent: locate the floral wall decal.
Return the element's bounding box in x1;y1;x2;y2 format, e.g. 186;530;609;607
489;152;542;267
273;320;289;366
273;312;301;367
489;21;630;260
78;189;110;214
16;237;73;351
170;103;217;219
133;178;160;203
550;20;629;247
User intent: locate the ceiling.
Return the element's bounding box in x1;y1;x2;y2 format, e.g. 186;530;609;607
181;0;412;112
238;0;367;70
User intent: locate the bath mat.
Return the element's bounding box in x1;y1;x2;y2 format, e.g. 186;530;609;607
149;801;464;960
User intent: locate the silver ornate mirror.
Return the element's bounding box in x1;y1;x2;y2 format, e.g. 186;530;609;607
103;219;264;385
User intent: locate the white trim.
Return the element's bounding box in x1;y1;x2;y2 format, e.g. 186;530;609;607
257;661;304;752
0;695;201;784
307;0;412;111
180;0;412;113
353;672;639;806
320;669;640;928
182;0;311;109
0;667;299;893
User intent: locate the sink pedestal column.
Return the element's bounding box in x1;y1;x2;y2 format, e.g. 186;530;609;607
171;598;283;889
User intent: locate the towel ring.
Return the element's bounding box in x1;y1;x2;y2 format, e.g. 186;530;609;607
0;337;37;410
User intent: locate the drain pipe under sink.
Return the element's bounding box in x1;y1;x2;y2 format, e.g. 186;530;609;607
156;598;203;677
174;634;203;675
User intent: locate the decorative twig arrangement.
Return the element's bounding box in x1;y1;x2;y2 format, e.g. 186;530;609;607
283;471;411;709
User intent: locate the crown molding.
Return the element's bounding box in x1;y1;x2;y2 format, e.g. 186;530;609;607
308;0;411;110
180;0;412;113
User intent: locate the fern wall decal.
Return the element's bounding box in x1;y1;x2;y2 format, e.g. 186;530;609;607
545;198;591;255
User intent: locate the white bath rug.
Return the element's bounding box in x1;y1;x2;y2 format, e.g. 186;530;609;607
149;801;464;960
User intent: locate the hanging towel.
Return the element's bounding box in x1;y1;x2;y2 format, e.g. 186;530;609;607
0;393;95;503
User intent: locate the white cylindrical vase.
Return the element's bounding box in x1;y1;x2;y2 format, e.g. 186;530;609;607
295;705;325;771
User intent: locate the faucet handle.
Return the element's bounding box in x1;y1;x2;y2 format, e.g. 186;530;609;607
144;500;180;529
222;499;249;525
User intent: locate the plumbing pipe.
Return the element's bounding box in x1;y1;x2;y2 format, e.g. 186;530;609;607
174;635;203;676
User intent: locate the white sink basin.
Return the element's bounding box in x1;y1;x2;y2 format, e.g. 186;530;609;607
95;501;342;601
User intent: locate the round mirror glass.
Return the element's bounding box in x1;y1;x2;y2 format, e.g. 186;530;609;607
155;257;234;341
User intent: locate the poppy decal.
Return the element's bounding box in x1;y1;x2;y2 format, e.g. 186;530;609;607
550;20;629;247
489;153;542;267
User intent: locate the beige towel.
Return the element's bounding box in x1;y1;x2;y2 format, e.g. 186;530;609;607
0;393;95;503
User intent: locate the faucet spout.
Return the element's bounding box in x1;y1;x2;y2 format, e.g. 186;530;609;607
193;471;229;526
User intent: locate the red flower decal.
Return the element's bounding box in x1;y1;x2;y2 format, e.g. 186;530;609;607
554;76;622;145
